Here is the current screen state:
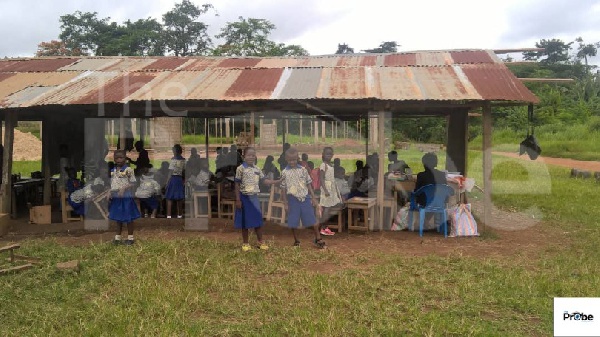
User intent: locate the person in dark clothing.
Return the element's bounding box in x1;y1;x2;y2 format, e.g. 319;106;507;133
414;152;447;206
277;143;291;171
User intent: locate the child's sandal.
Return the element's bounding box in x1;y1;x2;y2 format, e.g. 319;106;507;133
314;239;326;249
293;240;301;247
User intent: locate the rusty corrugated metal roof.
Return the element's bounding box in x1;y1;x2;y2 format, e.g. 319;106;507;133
0;49;539;109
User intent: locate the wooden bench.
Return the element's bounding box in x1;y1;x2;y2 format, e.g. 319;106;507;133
0;244;37;275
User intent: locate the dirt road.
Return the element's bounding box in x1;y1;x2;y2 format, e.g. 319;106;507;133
493;152;600;171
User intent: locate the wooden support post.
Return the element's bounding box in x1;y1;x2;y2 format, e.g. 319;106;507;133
282;118;286;146
250;112;255;145
482;102;492;232
2;111;16;214
377;111;385;231
42;118;51;205
445;110;469;175
225;118;231;141
140;118;146;144
204;118;209;159
299;116;303;144
314;120;318;145
118;116;125;150
285;119;289;137
364;116;369;157
321;121;326;143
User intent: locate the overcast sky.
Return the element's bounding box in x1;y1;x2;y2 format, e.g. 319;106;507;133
1;0;600;62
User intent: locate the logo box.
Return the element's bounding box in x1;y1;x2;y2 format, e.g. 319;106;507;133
554;297;600;337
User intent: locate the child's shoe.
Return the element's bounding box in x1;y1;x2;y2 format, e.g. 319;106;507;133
177;215;183;219
257;243;269;250
320;228;335;236
293;240;301;247
112;239;122;245
241;243;252;252
314;238;327;249
124;239;135;246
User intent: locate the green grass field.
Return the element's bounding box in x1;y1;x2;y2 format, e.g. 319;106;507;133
2;145;600;335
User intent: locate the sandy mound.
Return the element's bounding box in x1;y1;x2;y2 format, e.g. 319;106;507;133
1;128;42;161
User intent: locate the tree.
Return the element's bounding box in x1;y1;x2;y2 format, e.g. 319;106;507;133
35;40;84;57
121;18;165;56
575;37;600;68
522;38;572;64
335;43;354;54
363;41;399;53
162;0;214;56
213;17;308;57
59;11;108;55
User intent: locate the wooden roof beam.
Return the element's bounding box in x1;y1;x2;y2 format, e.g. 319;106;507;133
494;48;545;54
518;78;575;83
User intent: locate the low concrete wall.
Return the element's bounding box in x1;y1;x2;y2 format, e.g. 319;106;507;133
184;218;209;231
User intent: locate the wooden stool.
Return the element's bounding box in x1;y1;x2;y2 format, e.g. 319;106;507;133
347;197;376;232
217;183;235;219
266;185;286;224
192;190;212;218
61;190;83;223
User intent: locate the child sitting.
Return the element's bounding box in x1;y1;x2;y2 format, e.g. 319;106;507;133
135;166;161;218
334;166;350;201
67;177;106;215
65;167;82;194
190;158;214;191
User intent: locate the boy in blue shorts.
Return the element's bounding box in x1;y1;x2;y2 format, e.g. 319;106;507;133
281;147;326;249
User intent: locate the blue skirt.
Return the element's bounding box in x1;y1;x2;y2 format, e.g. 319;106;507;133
67;198;86;215
165;176;185;200
234;194;263;229
109;191;141;223
139;197;158;211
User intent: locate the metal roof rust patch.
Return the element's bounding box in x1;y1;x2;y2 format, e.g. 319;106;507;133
1;58;78;72
321;67;366;99
384;54;417;67
460;64;539;103
73;72;157;104
217;58;261;68
450;50;495;64
142;58;191;71
224;68;283;100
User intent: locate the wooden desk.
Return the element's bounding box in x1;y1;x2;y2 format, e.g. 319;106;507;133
347;197;377;232
11;178;57;218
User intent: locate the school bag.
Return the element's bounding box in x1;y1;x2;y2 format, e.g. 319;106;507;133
447;204;479;237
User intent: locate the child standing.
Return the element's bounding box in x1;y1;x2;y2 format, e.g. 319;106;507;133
109;150;140;245
165;144;186;218
135;166;161;218
281;147;326;249
234;147;278;251
319;147;342;236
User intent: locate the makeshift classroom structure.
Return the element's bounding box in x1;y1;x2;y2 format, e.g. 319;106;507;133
0;50;538;227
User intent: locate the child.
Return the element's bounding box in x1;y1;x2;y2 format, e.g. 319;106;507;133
135;166;161;218
67;177;106;215
234;147;279;251
307;161;320;191
65;167;82;194
319;147;342;236
109;150;140;245
165;144;186;219
191;158;214;191
281;147;326;249
334;166;350;202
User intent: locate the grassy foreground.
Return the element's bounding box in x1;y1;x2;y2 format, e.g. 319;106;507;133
3;152;600;336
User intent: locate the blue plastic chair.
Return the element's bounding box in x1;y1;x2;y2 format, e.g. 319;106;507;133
409;184;454;237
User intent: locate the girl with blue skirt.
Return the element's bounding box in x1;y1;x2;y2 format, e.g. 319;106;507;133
165;144;186;219
234;147;279;251
109;150;140;245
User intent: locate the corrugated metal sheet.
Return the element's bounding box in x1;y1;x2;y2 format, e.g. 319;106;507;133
223;68;284;100
450;50;496;64
0;58;78;72
59;58;122;71
461;64;538;102
273;68;322;99
182;58;222;71
73;73;157;104
0;72;80;104
416;52;452;66
187;68;243;99
384;54;417;67
0;49;540;108
31;72;121;106
143;58;192;71
100;58;157;72
318;67;366;99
